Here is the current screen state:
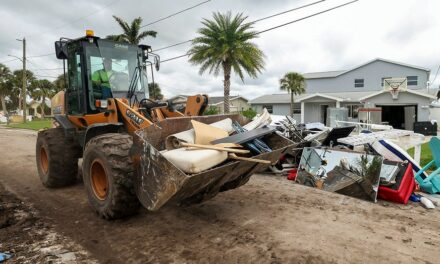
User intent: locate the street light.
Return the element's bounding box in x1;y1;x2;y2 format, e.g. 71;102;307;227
9;37;27;123
7;54;22;61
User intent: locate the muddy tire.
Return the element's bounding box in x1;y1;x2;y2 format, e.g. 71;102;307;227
36;128;81;188
82;133;140;219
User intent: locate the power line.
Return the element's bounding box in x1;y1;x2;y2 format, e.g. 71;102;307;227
154;40;193;52
26;0;121;39
431;65;440;86
140;0;212;28
10;0;211;59
0;58;20;64
32;67;64;71
28;53;55;58
160;0;359;64
257;0;358;34
252;0;325;23
162;53;192;63
0;0;120;47
153;0;326;52
34;74;58;79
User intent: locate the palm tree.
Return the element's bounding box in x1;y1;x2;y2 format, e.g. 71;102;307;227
148;83;163;100
189;12;265;113
279;72;306;116
53;74;67;92
30;79;55;118
106;15;157;45
12;69;35;111
0;63;12;114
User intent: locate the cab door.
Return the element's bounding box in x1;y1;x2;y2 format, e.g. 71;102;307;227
66;43;86;115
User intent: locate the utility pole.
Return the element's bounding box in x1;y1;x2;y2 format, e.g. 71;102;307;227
21;38;27;123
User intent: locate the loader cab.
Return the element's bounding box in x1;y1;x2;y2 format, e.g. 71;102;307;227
55;31;157;115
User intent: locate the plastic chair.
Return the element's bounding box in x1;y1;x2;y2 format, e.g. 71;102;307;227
415;136;440;194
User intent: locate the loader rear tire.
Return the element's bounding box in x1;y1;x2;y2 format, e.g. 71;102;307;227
36;128;81;188
82;133;140;219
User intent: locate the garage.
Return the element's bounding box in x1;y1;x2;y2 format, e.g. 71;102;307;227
376;104;417;130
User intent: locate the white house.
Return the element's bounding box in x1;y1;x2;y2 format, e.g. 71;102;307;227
250;58;437;129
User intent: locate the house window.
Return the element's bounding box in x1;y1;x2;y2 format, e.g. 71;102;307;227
263;105;273;114
354;79;364;88
346;105;361;118
381;77;391;87
407;76;418;86
293;107;301;114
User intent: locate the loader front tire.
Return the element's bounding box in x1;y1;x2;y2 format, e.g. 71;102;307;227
82;134;140;219
36;128;81;188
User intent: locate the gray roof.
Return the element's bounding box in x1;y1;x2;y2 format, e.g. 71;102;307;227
250;93;308;104
250;90;435;104
169;95;248;105
303;58;430;79
303;70;345;79
209;96;248;105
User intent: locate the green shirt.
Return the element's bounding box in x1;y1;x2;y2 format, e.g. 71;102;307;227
92;69;113;88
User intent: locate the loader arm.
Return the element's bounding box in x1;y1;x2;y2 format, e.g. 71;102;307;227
65;94;209;136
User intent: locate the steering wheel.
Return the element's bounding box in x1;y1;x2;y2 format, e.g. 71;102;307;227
109;72;129;91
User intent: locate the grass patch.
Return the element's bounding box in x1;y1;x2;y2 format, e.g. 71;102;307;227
407;142;432;167
7;119;52;131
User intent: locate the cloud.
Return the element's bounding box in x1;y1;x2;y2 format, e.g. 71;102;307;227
1;0;440;99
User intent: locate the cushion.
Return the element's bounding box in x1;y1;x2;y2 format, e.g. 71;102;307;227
162;148;228;174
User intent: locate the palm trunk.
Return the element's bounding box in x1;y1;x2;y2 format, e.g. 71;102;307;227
1;96;7;114
223;62;231;114
290;92;294;116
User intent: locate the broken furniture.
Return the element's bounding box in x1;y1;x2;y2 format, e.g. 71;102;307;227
162;148;228;174
165;118;234;148
296;147;383;202
378;161;415;204
335;120;393;133
338;129;426;164
370;139;427;180
320;126;355;146
415;137;440;194
211;126;275;145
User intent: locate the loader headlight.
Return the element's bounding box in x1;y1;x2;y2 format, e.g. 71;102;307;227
95;100;108;108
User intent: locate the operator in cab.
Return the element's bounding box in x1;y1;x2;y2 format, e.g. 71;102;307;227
91;57;114;99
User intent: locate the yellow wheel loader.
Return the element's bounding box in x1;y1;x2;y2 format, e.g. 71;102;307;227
36;31;293;219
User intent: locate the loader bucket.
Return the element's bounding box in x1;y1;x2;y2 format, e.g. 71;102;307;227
131;114;294;211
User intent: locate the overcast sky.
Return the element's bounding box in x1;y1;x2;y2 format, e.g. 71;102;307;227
1;0;439;99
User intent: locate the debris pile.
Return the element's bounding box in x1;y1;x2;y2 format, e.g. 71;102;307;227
131;109;293;211
162;108;274;174
271;114;440;209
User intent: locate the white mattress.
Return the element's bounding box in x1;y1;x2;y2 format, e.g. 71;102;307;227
162;148;228;174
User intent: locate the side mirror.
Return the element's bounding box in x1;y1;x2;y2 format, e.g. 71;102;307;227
55;41;68;60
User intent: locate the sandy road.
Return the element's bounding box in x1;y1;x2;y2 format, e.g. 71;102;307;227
0;126;440;264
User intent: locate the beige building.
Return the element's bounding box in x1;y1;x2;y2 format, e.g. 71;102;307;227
208;96;250;113
169;95;251;114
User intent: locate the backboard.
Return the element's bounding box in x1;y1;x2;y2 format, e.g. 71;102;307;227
383;78;407;100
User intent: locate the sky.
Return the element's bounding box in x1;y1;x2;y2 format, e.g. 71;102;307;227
0;0;439;100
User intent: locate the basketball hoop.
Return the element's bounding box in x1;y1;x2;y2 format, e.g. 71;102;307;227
384;78;407;100
390;87;399;100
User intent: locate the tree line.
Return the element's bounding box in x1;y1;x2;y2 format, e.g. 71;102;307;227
0;64;65;118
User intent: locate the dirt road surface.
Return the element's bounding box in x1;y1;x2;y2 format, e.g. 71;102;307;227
1;126;440;264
